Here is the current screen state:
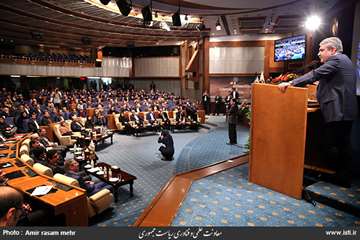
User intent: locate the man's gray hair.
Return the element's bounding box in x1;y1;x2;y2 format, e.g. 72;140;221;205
320;37;343;53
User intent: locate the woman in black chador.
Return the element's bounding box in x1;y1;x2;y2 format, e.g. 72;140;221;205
158;130;174;161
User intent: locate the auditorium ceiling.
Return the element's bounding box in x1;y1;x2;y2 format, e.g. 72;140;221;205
0;0;339;49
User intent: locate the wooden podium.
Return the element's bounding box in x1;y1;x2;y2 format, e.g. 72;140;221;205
249;83;308;199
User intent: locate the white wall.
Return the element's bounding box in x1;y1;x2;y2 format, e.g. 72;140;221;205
134;57;179;77
209;47;265;74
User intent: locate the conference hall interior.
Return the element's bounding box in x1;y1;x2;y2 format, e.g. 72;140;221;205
0;0;359;227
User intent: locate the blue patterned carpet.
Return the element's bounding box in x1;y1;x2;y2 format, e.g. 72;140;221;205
172;164;360;226
93;116;249;226
175;116;248;173
305;181;360;214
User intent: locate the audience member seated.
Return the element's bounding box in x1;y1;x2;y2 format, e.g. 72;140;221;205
159;108;171;130
39;128;67;159
118;112;131;134
15;111;29;133
40;110;52;126
28;112;41;133
145;109;160;132
0;186;24;226
129;110;144;136
93;109;106;127
64;159;112;196
84;116;94;129
43;150;65;174
0;116;17;138
71;116;84;132
29;138;47;162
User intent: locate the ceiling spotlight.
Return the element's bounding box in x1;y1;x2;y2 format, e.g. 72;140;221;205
216;18;221;31
142;5;152;24
116;0;132;16
305;15;321;31
172;10;181;26
100;0;111;5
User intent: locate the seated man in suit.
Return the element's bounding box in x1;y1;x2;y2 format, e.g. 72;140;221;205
42;150;65;174
29;139;47;163
158;130;174;161
64;159;112;196
159;108;171;130
130;110;144;136
0;116;16;138
70;116;84;132
146;109;159;132
119;111;131;134
28;112;40;133
175;107;187;129
40;110;52;126
39;128;67;159
84;116;94;129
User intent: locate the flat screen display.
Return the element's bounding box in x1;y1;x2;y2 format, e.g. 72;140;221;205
274;35;306;62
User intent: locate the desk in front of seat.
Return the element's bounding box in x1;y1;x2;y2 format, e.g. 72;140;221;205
0;140;88;226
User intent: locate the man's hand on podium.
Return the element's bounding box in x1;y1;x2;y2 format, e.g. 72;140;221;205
278;81;292;92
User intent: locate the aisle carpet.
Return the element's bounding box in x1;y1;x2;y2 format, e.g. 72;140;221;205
93;116;249;226
172;164;360;226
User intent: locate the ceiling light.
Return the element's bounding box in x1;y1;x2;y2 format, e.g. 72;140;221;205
142;5;152;24
305;15;321;31
172;10;181;26
116;0;132;16
216;18;221;31
100;0;111;5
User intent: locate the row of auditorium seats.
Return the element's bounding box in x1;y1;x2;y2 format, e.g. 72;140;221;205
18;137;113;219
0;53;94;63
113;110;201;134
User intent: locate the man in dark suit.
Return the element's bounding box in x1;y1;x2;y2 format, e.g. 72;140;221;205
28;112;40;133
279;37;358;187
202;91;210;115
230;88;239;102
146;110;159;131
215;95;223;115
64;159;112;196
227;99;238;145
158;130;174;161
70;116;84;132
158;109;170;130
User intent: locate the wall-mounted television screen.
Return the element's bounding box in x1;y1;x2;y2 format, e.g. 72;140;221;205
274;35;306;62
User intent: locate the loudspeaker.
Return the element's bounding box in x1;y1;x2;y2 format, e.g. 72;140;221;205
116;0;132;16
100;0;111;5
141;5;152;23
172;11;181;26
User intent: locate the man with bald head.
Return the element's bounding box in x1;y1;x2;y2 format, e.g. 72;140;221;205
0;186;24;226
